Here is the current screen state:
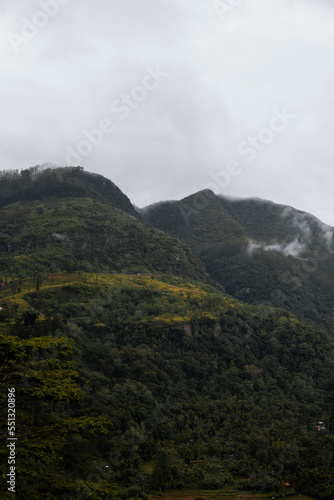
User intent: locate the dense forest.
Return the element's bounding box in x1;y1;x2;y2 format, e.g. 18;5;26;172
0;166;137;216
142;190;334;334
0;188;207;281
1;167;334;499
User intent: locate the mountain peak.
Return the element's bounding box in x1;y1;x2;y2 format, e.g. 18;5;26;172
0;165;137;216
142;188;334;331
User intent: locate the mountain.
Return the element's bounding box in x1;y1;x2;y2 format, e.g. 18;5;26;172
0;166;207;281
141;190;334;331
1;167;334;499
0;165;137;216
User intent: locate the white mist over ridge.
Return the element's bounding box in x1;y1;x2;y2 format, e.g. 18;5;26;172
246;204;334;259
247;238;306;259
218;194;275;204
33;163;63;170
28;163;64;179
281;206;334;253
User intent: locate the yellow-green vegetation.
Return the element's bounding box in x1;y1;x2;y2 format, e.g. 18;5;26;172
0;272;234;327
0;333;112;499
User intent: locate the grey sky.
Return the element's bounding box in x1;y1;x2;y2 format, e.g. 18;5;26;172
1;0;334;225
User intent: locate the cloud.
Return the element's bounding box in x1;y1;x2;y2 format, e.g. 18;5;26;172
281;206;334;252
1;0;334;226
246;238;306;259
246;200;334;258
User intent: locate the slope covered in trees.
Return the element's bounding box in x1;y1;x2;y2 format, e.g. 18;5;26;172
1;273;334;498
0;165;137;216
142;191;334;332
0;174;207;282
1;168;334;499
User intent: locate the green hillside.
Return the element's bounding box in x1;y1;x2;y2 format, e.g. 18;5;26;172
0;192;207;282
1;273;334;499
1;169;334;499
142;192;334;332
0;165;137;216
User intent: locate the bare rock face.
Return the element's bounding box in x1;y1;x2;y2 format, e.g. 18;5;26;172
184;324;192;337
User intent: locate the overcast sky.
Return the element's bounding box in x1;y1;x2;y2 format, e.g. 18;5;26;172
1;0;334;224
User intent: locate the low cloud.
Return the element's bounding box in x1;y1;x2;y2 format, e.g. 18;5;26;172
247;238;306;258
281;206;334;252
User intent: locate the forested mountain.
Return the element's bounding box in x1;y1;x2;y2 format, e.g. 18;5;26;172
0;166;207;281
0;165;137;216
142;191;334;332
1;167;334;499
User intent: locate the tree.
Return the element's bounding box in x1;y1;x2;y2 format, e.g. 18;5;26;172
0;334;111;499
152;447;185;491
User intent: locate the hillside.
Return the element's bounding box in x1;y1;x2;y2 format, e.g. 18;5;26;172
0;168;207;282
1;272;334;498
141;191;334;331
0;165;137;216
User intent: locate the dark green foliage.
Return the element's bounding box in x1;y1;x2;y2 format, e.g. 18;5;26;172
0;197;207;280
2;275;334;497
200;458;233;489
142;191;334;334
0;165;137;216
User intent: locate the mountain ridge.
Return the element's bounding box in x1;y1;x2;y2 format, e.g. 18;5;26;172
0;167;208;282
0;165;138;216
141;189;334;332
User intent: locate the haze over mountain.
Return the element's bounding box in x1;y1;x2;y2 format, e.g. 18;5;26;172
142;189;334;332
